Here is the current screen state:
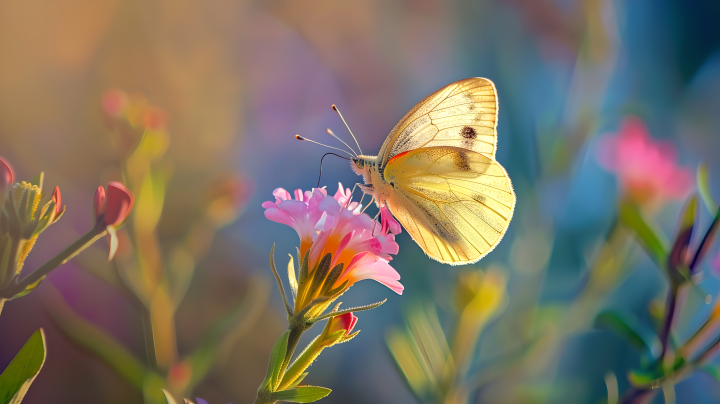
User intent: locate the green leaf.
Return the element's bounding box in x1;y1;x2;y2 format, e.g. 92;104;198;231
161;389;178;404
43;286;148;390
287;254;298;301
698;162;718;213
0;328;46;404
628;369;662;388
9;276;45;300
288;372;308;389
270;386;331;403
261;331;290;392
28;172;43;190
701;365;720;382
594;311;660;359
619;201;668;266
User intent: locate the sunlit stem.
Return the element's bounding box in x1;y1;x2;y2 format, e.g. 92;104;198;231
0;223;107;300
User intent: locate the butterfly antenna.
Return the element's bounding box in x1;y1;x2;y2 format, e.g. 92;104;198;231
295;135;356;159
332;104;363;155
326;128;358;157
316;152;351;188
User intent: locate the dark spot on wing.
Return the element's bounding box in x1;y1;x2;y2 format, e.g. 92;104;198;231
461;126;477;139
452;152;472;171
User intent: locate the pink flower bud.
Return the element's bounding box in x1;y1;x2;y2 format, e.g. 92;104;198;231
50;186;62;215
94;182;133;226
102;89;128;117
0;156;14;193
94;186;105;221
328;312;358;335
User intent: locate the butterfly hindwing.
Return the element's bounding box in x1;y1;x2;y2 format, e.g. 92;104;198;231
383;146;515;265
377;77;498;168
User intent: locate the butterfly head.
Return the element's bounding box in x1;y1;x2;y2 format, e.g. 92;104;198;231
351;155;377;177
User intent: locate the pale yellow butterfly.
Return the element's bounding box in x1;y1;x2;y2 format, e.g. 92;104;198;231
299;77;516;265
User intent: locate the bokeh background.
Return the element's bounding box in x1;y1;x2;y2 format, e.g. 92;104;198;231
1;0;720;403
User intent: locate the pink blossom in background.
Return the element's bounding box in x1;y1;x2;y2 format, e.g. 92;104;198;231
597;116;693;203
263;183;403;295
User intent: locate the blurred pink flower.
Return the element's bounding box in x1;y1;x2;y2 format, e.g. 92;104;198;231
263;183;403;296
597;116;693;203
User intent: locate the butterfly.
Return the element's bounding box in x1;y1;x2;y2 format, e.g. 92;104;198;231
299;78;516;265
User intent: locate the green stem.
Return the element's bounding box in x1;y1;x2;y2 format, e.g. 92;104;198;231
0;298;5;317
0;224;106;299
279;337;323;391
142;309;158;369
2;237;20;288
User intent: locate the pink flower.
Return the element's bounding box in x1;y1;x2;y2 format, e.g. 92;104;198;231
94;182;134;227
597;116;692;203
263;183;403;302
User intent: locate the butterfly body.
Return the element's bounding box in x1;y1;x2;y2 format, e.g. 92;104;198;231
349;77;516;266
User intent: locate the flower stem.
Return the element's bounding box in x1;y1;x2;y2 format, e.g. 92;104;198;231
279;337;322;391
0;224;106;299
659;284;679;360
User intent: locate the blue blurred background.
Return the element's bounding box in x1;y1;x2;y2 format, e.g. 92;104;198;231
1;1;720;403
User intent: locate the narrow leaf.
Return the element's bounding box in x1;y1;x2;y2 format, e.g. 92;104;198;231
309;299;386;324
10;276;45;300
288;254;298;301
270;386;332;403
261;331;290;392
594;311;660;359
106;225;119;262
0;329;46;404
269;244;293;316
619;201;668;266
319;263;344;296
161;389;179;404
307;253;332;298
28;172;43;190
289;372;309;389
698;162;718;213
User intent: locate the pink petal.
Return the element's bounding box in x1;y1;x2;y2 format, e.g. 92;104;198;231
380;206;402;235
273;188;292;203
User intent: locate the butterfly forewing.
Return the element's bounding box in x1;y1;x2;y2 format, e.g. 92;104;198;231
377;78;498;167
383;146;515;265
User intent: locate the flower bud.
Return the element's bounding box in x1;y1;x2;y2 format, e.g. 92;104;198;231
93;186;105;222
94;182;134;227
52;186;62;215
0;156;14;198
102;89;128;117
327;312;358;335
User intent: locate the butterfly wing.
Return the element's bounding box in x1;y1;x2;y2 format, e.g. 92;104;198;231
383;146;515;265
377;77;498;168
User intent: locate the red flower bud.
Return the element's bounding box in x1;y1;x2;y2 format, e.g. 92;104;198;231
52;186;62;214
94;182;133;226
0;156;14;193
328;312;358;335
94;186;106;222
